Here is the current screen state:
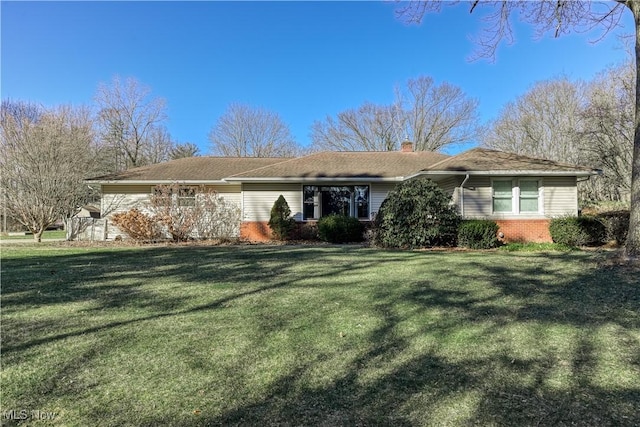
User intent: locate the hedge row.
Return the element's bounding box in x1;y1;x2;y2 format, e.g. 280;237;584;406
550;211;629;246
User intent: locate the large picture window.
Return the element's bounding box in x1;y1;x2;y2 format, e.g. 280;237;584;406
303;185;369;220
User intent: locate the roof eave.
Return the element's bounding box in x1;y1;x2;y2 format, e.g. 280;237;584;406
85;180;231;185
409;170;601;180
224;176;405;183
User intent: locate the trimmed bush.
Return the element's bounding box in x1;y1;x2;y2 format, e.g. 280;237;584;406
317;214;364;243
295;222;319;241
595;210;629;245
268;195;296;240
549;216;606;247
372;178;460;248
457;220;500;249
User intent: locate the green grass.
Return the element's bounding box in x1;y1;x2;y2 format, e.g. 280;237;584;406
500;242;576;252
1;243;639;426
0;230;66;240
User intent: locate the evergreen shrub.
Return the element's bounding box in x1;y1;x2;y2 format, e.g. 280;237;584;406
549;216;605;246
457;220;500;249
268;195;296;240
372;178;460;248
317;214;364;243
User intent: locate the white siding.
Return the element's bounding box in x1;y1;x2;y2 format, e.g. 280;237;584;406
242;183;302;221
460;176;493;218
370;182;398;217
100;184;242;240
459;176;578;219
544;176;578;216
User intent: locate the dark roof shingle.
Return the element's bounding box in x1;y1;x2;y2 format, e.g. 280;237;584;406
87;157;291;182
227;151;450;180
424;148;600;175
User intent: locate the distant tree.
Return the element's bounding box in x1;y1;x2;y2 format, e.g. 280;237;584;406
580;61;634;202
482;77;584;164
170;142;200;159
311;75;478;152
209;103;300;157
0;101;95;242
394;0;640;258
95;76;170;170
399;76;479;151
311;103;404;151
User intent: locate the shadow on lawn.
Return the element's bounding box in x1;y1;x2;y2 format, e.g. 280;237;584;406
3;246;639;426
2;246;422;354
202;252;639;426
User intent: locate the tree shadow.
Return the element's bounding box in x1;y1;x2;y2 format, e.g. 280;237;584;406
3;247;639;426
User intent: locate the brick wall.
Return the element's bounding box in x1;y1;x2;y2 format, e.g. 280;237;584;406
495;219;552;243
240;221;272;242
241;219;553;244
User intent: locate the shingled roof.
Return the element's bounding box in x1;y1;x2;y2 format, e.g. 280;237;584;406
86;148;600;184
225;151;450;181
421;148;600;177
86;157;290;183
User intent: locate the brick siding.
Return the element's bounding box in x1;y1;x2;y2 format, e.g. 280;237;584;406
241;219;553;244
240;221;273;242
495;219;552;243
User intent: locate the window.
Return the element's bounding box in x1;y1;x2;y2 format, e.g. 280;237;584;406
153;185;197;207
492;180;513;213
519;180;539;213
303;185;370;220
177;187;196;207
491;179;541;215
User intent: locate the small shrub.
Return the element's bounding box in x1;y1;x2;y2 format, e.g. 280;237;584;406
268;195;296;240
111;209;162;242
595;210;629;245
372;178;460;248
317;214;364;243
549;216;605;247
296;222;319;241
457;220;500;249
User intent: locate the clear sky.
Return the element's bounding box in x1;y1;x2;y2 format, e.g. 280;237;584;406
1;1;634;155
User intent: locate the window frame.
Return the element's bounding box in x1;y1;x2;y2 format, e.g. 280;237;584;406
491;178;543;216
302;184;370;221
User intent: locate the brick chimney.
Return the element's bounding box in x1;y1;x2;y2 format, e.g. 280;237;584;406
401;140;414;152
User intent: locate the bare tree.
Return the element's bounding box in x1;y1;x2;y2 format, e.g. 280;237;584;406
95;76;170;170
394;0;640;258
170;142;200;159
482;77;585;164
399;76;479;151
0;101;95;242
310;76;478;152
311;103;404;151
581;61;635;202
208;103;300;157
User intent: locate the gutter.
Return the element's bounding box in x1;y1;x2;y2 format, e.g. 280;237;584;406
408;170;601;179
223;176;405;183
460;174;470;217
84;180;230;185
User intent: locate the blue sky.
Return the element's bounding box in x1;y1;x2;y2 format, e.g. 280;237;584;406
1;1;633;155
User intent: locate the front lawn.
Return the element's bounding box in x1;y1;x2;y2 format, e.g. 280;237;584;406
1;244;639;426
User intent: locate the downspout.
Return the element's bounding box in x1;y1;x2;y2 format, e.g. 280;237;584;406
460;174;470;217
